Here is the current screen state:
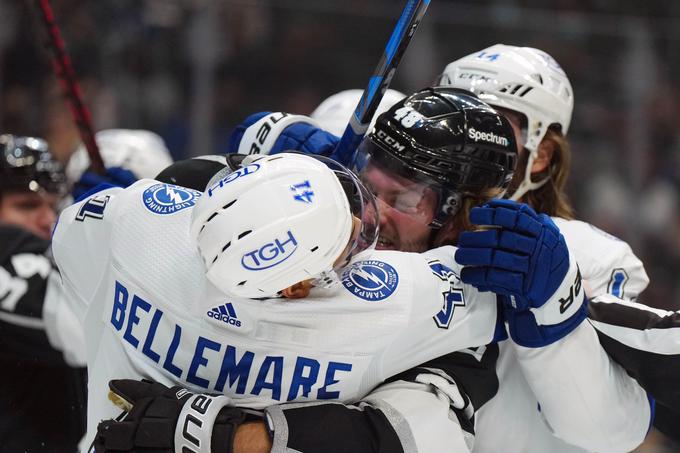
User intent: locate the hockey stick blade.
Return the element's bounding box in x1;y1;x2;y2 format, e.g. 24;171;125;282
331;0;431;165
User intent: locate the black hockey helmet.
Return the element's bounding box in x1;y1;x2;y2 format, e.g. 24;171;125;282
353;87;517;227
0;134;67;196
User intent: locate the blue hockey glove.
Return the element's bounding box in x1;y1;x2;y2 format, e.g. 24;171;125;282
73;166;137;201
455;199;587;347
228;111;340;157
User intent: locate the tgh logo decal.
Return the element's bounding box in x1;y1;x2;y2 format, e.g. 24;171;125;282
241;230;298;271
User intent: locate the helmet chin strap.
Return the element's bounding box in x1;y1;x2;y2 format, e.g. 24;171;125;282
508;148;550;201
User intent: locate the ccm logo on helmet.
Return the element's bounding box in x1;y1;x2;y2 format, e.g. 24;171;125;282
458;72;492;83
241;230;299;271
468;128;509;147
375;130;405;152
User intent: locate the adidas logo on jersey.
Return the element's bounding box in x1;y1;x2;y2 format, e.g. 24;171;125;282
207;302;242;327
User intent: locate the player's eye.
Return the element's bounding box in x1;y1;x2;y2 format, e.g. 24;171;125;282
15;200;42;211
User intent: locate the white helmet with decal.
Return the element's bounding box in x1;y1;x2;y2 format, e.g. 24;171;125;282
311;89;406;136
437;44;573;200
190;153;378;298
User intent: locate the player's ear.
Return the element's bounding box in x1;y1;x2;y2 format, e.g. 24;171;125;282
281;281;313;299
530;139;555;174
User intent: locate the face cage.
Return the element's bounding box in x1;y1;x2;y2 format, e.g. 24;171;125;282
352;139;465;230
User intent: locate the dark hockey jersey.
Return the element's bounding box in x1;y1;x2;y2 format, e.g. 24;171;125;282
0;224;86;452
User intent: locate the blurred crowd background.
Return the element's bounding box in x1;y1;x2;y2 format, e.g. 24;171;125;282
1;1;679;450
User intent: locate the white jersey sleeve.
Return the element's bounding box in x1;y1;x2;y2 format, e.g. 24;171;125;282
52;185;125;325
42;271;87;366
511;219;650;452
589;294;680;410
552;218;649;301
513;320;650;452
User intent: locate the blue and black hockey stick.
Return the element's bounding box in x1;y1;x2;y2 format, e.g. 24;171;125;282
331;0;431;165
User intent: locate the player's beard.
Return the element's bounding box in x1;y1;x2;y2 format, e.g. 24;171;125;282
376;229;430;253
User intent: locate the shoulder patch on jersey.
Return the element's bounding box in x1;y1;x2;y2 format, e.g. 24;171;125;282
341;260;399;302
142;183;201;215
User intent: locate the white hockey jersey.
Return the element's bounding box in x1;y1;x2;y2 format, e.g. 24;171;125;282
51;180;502;447
472;217;651;453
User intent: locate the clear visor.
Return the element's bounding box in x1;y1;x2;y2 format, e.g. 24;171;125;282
311;154;379;269
352;140;440;227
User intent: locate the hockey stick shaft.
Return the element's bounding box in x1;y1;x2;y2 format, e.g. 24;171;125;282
332;0;431;165
35;0;105;174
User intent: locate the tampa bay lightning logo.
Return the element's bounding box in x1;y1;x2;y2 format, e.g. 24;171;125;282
143;183;201;215
341;260;399;301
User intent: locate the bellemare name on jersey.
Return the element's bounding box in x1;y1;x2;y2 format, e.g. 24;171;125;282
110;279;355;403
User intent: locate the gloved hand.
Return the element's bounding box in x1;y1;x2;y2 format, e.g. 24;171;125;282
228;111;340;157
455;199;587;347
72;166;137;201
93;379;245;453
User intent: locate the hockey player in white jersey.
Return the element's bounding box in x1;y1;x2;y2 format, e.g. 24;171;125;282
54;114;591;453
435;45;651;453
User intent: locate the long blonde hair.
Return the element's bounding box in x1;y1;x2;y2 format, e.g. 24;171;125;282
511;129;575;219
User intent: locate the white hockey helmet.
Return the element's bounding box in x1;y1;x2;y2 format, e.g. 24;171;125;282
190;153;378;298
437;44;573;200
66;129;173;184
311;89;406;136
